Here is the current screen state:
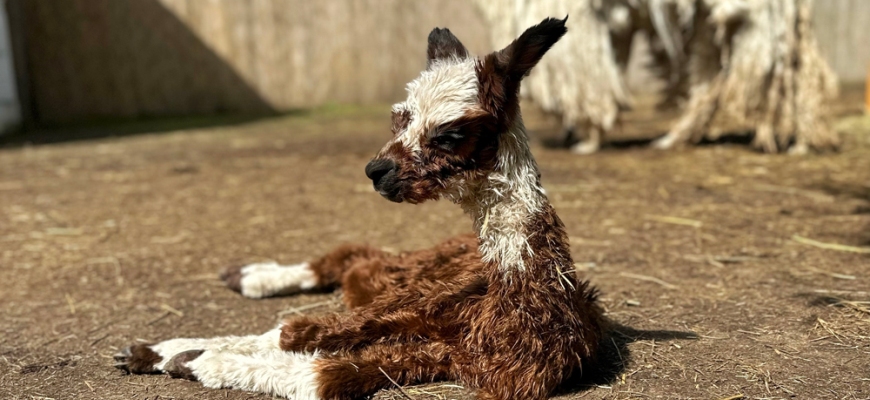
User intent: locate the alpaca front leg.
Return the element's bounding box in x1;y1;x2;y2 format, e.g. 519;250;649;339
315;343;454;400
114;328;283;374
570;126;602;155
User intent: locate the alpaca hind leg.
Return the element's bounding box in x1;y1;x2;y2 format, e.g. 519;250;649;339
222;244;390;299
122;333;453;400
114;327;283;374
179;347;322;398
653;78;722;150
118;327;323;398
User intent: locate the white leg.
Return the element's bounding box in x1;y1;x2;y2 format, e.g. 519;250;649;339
188;348;322;399
226;262;318;299
651;132;680;149
787;139;808;155
570;127;601;155
149;328;282;370
116;328;324;399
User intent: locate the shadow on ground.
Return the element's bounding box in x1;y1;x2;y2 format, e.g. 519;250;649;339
0;112;289;148
9;0;280;143
541;130;756;152
558;324;699;395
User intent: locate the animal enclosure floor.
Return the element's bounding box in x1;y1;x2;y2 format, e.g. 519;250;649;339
0;106;868;400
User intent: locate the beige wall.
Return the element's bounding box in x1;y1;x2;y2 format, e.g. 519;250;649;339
10;0;868;124
14;0;490;124
813;0;870;83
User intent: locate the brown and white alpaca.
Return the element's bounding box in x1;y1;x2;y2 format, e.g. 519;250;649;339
114;17;604;400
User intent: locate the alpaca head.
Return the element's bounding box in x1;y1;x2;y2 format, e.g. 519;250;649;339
365;17;567;204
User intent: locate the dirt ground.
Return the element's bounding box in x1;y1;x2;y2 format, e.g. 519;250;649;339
1;100;868;400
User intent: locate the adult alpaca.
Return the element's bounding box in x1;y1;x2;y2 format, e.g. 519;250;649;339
114;17;604;400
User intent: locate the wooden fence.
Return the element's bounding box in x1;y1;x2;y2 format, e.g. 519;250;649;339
10;0;490;124
6;0;868;125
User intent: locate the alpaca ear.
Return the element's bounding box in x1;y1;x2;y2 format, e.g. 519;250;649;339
491;16;568;80
477;17;567;117
427;28;469;67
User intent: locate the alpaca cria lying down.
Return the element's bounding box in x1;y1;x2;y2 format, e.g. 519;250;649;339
114;17;604;400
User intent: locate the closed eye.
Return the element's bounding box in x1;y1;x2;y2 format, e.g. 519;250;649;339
430;129;465;150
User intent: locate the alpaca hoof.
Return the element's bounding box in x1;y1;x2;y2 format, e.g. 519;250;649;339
570;141;599;155
220;264;245;293
787;142;808;155
114;344;162;374
164;350;204;380
651;134;678;150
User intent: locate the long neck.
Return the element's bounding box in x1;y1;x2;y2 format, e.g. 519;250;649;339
458;117;572;278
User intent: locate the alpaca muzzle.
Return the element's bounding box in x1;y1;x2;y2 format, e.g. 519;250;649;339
365;158;404;202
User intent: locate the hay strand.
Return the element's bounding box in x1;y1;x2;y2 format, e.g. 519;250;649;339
378;367;414;400
619;272;678;290
645;215;703;228
792;235;870;254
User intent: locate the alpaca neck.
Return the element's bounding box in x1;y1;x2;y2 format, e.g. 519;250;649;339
457;117;568;276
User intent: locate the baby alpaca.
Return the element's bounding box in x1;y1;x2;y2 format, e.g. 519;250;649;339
115;17;604;400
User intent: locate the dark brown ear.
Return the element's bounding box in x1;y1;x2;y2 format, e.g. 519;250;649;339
492;16;567;81
478;17;568;118
427;28;469;67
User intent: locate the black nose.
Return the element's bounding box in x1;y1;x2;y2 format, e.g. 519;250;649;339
365;159;396;185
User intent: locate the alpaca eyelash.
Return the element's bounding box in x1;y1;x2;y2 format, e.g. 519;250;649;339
431;129;465;149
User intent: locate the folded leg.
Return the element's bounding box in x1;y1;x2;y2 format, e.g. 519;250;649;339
221;244;390;299
281;276;486;353
315;342;455;400
221;235;480;305
279;310;434;353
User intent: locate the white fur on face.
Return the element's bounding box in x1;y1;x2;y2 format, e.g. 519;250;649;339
237;262;317;299
392;57;546;274
394;57;481;152
390;56;547;275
